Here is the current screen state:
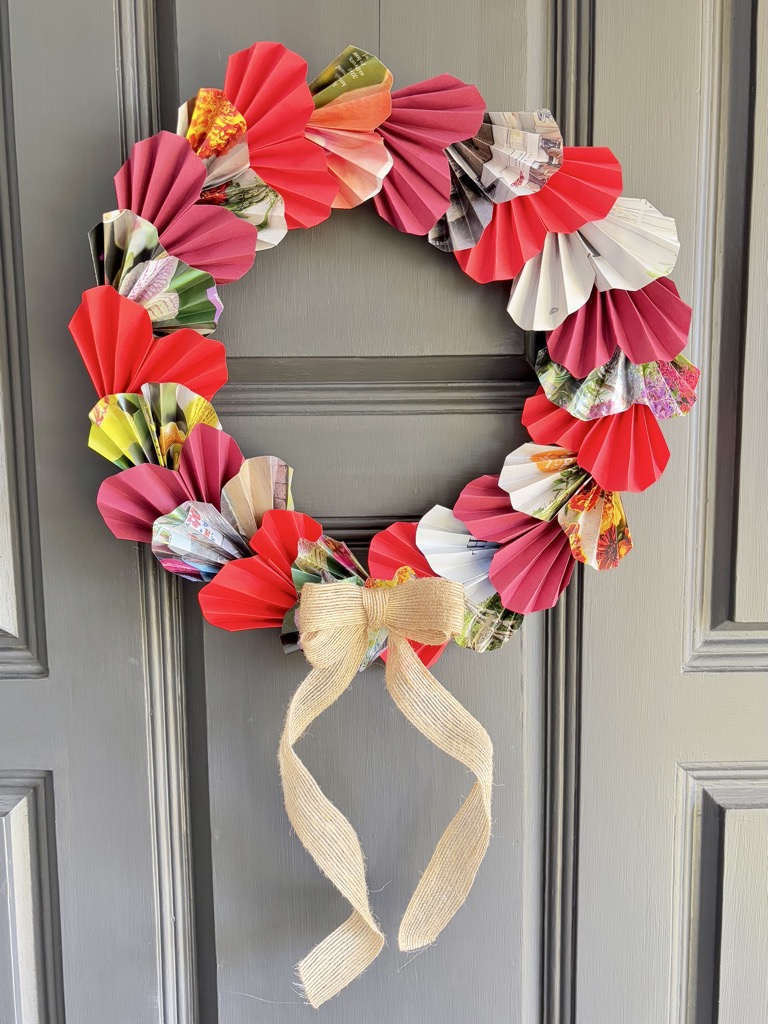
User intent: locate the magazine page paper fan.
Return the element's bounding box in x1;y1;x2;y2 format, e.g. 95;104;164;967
291;534;368;590
453;474;539;544
152;501;251;582
114;131;256;282
177;424;243;505
307;46;394;208
536;348;700;420
523;389;670;492
70;286;227;401
88;383;220;470
507;197;680;332
489;517;575;614
557;484;632;570
455;146;621;282
89;210;223;336
415;505;498;604
374;74;485;235
198;552;299;630
223;41;339;228
427;149;494;251
546;278;692;377
201;169;288;250
499;444;591;521
96;463;192;542
220;456;294;540
367;521;447;668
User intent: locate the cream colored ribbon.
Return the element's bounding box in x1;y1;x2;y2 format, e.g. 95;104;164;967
278;578;494;1007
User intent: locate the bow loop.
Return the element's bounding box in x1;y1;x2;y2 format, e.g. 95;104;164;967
385;578;466;646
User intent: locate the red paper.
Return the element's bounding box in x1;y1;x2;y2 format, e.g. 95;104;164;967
224;42;338;229
455;146;622;283
453;474;544;543
97;464;191;542
178;424;243;506
374;75;485;235
546;278;692;377
114;130;256;283
489;518;575;614
199;510;323;630
367;521;447;668
523;389;670;492
69;286;228;399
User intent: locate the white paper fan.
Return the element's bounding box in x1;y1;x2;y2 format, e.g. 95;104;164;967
507;197;680;331
415;505;498;604
499;444;591;521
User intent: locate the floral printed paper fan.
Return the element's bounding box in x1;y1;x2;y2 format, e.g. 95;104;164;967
89;210;223;335
522;388;670;492
374;74;485;234
455;146;622;282
223;41;339;229
152;501;251;582
536;348;700;421
557;484;632;571
545;278;692;377
114;131;257;283
69;286;228;401
498;443;591;520
88;383;220;470
507;197;680;331
306;46;394;208
220;456;294;540
96;423;241;541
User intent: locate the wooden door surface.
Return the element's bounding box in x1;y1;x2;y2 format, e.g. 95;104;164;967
1;0;765;1022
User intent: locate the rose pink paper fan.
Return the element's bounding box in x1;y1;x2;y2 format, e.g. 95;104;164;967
523;388;670;492
96;423;243;542
69;286;228;400
546;278;692;377
199;510;323;630
224;41;339;229
374;74;485;235
368;521;447;668
453;474;538;543
455;146;623;283
114;131;256;283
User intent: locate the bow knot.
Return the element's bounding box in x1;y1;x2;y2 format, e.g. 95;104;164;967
361;586;389;631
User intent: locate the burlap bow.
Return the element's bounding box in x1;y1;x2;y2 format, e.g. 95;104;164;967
278;577;494;1007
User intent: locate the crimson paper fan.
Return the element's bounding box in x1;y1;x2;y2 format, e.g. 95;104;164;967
114;131;256;283
97;464;192;543
374;74;485;235
224;41;339;229
69;286;228;400
453;474;539;544
488;518;575;614
367;521;448;669
546;278;692;377
455;146;622;283
523;389;670;492
177;424;244;505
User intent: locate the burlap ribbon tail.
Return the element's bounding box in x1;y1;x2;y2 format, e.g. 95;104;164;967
278;578;494;1007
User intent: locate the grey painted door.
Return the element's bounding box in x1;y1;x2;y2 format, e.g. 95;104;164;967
1;1;765;1024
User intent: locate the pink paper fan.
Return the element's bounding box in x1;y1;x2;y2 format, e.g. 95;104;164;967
489;518;575;614
224;42;339;229
453;474;539;544
367;521;447;669
114;130;256;283
546;278;692;377
69;286;228;400
374;75;485;235
97;463;191;542
178;424;244;505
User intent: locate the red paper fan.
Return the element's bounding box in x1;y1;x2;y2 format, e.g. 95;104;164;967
367;521;447;669
489;518;575;614
455;146;622;283
546;278;692;377
523;389;670;492
453;474;542;544
178;425;243;505
199;509;323;630
114;131;256;283
69;287;228;400
374;75;485;235
223;42;339;229
97;464;191;542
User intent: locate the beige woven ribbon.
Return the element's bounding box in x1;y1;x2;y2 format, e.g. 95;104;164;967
278;577;494;1007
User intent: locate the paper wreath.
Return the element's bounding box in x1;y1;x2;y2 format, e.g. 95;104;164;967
67;39;698;1007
